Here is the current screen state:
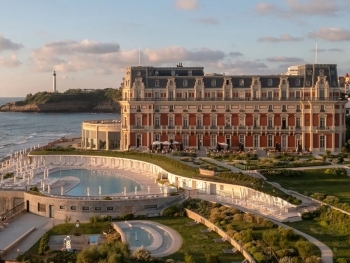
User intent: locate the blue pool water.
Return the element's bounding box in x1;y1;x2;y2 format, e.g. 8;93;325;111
48;169;141;196
123;227;154;247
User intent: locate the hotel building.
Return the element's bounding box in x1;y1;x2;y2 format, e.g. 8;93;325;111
116;64;346;153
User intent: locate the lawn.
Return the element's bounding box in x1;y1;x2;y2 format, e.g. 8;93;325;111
26;217;244;263
149;217;245;263
286;220;350;261
263;169;350;204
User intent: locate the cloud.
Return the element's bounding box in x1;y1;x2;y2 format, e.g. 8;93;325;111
255;2;279;15
0;54;21;67
96;69;112;75
254;0;344;17
143;46;225;63
0;34;23;52
30;41;227;72
308;27;350;41
285;0;340;16
174;0;198;10
229;52;243;57
257;34;303;43
198;17;219;24
266;56;304;63
311;47;344;52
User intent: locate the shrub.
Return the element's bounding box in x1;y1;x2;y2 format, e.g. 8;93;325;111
132;247;152;261
336;258;348;263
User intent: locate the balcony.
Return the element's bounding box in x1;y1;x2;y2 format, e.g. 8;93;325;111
182;126;189;129
225;125;231;129
296;109;301;112
315;126;332;133
268;109;273;112
239;126;245;129
295;126;302;130
132;125;145;130
254;109;259;112
211;109;216;112
225;109;230;112
154;109;159;112
210;125;217;129
154;125;160;129
282;109;287;112
168;126;175;129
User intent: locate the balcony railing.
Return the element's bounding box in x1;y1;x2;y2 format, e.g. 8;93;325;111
132;125;144;129
124;96;345;102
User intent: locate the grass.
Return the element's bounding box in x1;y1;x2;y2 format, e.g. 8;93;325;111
149;217;244;262
26;218;244;263
263;169;350;204
286;220;350;261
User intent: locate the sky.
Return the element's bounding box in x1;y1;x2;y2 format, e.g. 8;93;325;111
1;0;350;97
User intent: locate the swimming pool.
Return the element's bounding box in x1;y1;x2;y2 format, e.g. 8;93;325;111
123;227;154;247
48;169;141;196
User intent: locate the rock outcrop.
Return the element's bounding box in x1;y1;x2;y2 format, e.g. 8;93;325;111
0;100;120;113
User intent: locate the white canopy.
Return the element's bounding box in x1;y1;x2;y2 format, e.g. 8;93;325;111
172;141;180;144
152;141;161;145
162;141;171;145
219;142;228;146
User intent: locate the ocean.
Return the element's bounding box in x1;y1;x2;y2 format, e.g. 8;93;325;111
0;97;120;160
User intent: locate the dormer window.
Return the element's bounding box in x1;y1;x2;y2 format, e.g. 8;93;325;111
226;79;229;85
211;79;216;87
295;79;301;86
188;70;192;76
282;79;286;85
155;71;159;76
183;79;188;87
169;80;173;85
268;79;273;86
253;79;258;85
197;80;202;85
171;70;175;76
155;80;159;87
239;79;244;86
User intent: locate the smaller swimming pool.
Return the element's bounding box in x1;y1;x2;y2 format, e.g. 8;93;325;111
123;227;154;247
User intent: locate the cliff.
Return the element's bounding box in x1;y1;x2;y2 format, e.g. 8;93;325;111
0;100;121;113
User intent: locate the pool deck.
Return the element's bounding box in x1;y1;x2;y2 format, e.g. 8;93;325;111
113;220;182;257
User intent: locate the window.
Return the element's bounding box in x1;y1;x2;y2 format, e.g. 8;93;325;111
320;89;325;99
145;205;158;209
268;79;273;86
211;79;216;87
197;105;202;111
169;80;173;85
268;116;273;128
320;105;325;112
239;91;245;99
295;79;301;86
183;116;188;128
226;79;230;85
183;79;188;87
225;115;231;127
320;117;325;128
282;117;287;129
59;206;65;209
282;90;286;99
71;206;76;210
154;134;160;141
253;90;258;99
155;105;160;112
183;105;188;111
320;135;325;149
282;105;287;112
239;116;245;127
239;134;245;146
197;116;203;127
137;105;141;112
282;135;287;148
296;91;301;98
282;79;286;85
212;105;216;111
95;207;101;211
169;116;174;128
254;116;259;127
107;207;113;211
239;79;244;86
268;134;273;147
296;117;301;127
226;105;230;111
197;80;202;85
171;70;175;76
169;105;174;112
169;91;174;99
268;105;273;112
169;133;174;141
136;116;142;127
38;203;46;212
296;105;301;112
154;116;160;128
254;134;259;148
254;79;258;85
268;91;272;99
155;80;159;87
155;92;160;99
211;115;217;127
82;207;89;211
211;134;217;146
188;70;192;76
183;133;188;147
254;105;259;111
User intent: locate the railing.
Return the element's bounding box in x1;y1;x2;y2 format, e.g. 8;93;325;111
124;96;344;102
0;202;25;223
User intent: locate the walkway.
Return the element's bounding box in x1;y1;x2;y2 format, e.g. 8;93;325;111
0;213;63;260
196;194;333;263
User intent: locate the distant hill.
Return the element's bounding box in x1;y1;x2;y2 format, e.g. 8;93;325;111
0;88;122;113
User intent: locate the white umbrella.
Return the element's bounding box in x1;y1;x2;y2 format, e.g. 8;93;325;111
219;142;228;146
162;141;171;145
172;141;180;144
152;141;160;145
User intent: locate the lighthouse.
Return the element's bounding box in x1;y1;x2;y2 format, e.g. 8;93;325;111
53;71;57;93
